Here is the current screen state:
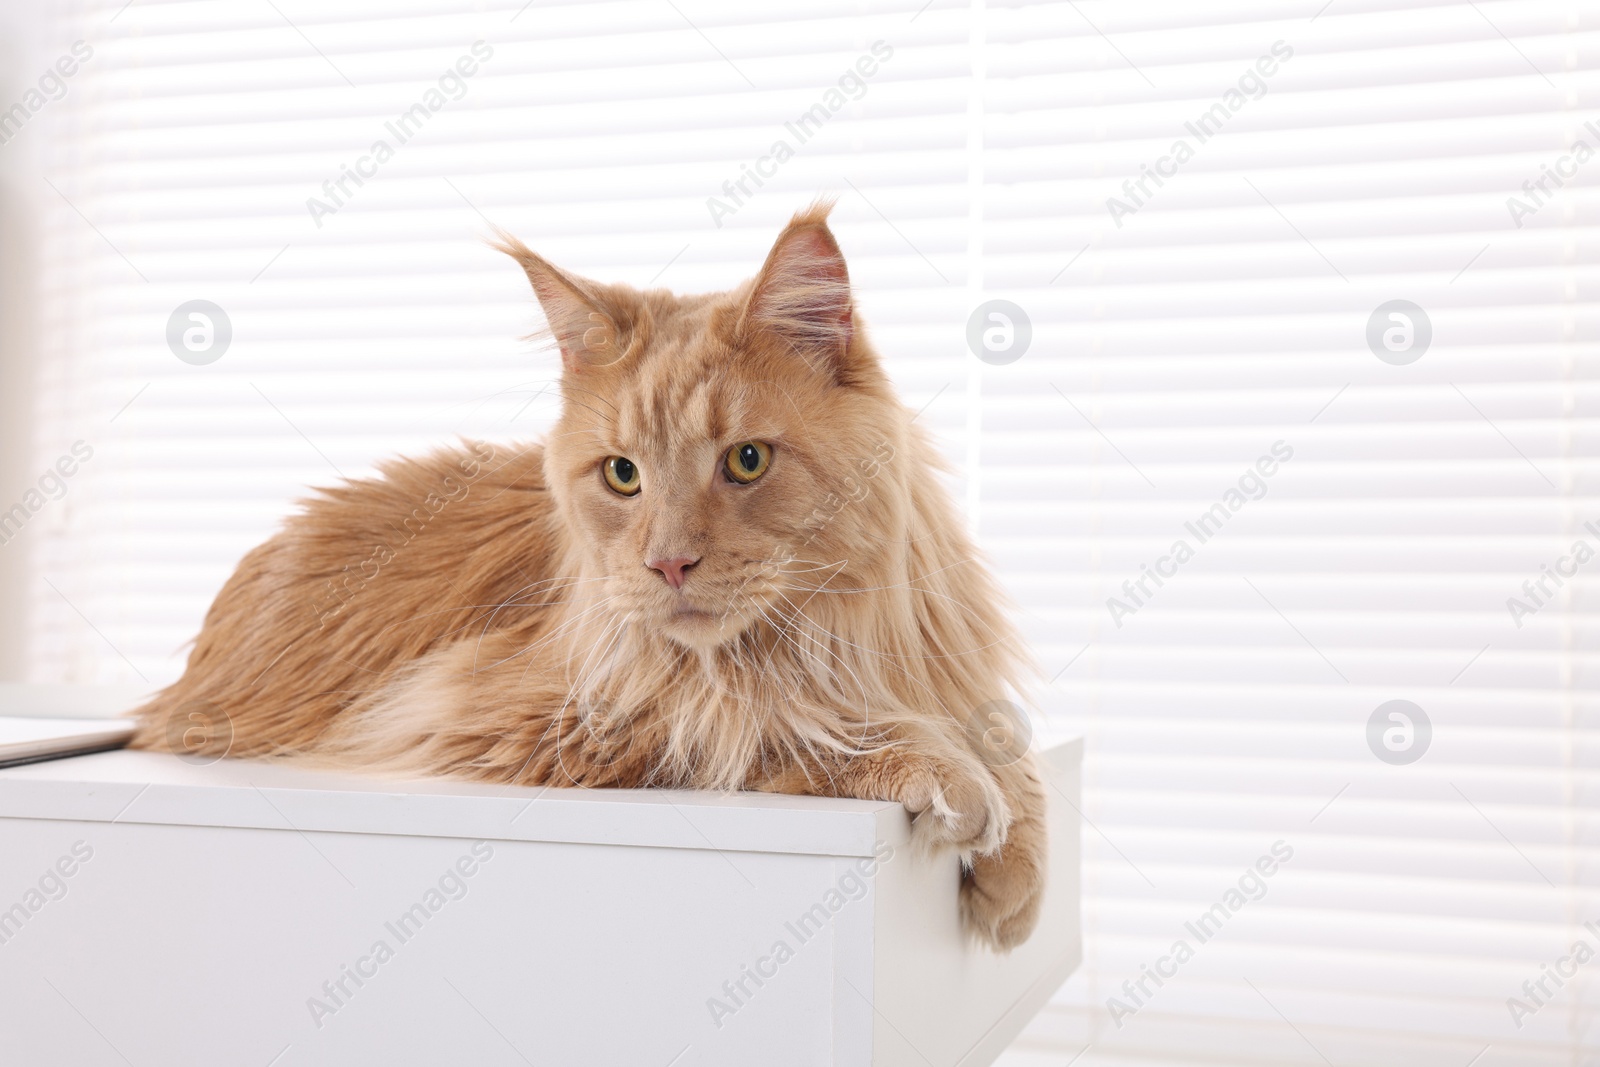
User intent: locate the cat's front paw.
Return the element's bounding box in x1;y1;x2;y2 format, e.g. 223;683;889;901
960;817;1046;950
891;755;1011;856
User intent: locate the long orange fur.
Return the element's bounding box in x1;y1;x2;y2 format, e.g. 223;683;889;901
132;203;1048;948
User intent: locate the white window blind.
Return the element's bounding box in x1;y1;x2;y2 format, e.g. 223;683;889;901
13;1;1599;1064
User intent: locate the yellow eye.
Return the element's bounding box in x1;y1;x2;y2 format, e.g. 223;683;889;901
603;456;641;496
725;441;772;484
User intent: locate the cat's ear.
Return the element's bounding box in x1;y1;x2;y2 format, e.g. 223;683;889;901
492;233;628;371
738;201;854;372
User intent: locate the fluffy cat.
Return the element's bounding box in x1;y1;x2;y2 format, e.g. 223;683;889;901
131;202;1047;949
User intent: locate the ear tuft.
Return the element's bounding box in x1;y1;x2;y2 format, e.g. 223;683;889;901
491;230;626;372
739;200;853;366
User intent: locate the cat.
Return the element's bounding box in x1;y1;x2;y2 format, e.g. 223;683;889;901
131;201;1048;950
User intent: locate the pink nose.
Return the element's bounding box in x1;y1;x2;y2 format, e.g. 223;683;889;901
647;556;699;590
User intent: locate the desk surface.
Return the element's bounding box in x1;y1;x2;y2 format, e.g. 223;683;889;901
0;737;1082;860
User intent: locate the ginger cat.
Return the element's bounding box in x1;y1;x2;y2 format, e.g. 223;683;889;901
132;202;1047;949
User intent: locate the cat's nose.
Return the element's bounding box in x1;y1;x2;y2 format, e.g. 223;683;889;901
647;555;699;590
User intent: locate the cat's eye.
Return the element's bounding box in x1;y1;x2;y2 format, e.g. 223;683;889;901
724;441;772;484
603;456;641;496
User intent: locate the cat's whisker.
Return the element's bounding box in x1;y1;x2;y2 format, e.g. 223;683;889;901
472;575;617;668
478;441;543;480
548;426;608;443
761;589;951;738
779;561;976;597
495;575;613;604
756;602;854;704
559;382;620;416
773;628;873;727
476;593;622;673
766;593;871;662
776;557;1006;639
471;447;551;506
750;556;846;576
780;585;992;659
553;393;616;427
522;596;626;665
767;594;957;725
776;558;848;619
779;586;1011;664
558;608;628;693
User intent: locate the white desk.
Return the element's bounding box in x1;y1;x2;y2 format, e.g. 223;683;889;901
0;738;1080;1066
